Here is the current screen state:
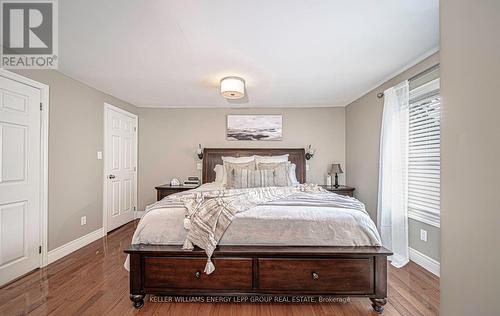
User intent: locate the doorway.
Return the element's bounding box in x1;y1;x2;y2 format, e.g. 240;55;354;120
103;103;138;233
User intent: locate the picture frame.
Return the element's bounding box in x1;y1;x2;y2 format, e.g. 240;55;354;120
226;115;283;141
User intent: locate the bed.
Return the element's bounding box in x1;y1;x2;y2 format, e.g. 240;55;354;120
125;148;391;313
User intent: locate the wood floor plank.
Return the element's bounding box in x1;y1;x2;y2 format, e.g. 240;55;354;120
0;221;440;316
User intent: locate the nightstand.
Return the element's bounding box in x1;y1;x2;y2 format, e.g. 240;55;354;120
155;184;199;201
320;185;355;197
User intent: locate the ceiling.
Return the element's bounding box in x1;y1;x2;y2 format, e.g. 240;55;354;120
59;0;439;108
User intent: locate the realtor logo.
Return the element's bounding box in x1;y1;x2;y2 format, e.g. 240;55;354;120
1;0;58;68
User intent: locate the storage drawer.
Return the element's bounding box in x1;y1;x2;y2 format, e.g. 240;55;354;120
144;257;253;290
258;258;373;293
156;189;181;201
336;190;353;197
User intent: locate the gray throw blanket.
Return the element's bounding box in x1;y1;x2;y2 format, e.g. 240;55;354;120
144;184;366;274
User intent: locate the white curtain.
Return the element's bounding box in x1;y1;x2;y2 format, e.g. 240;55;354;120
377;81;410;268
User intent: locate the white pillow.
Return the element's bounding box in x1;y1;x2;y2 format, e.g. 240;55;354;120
288;163;299;185
254;154;289;164
221;155;255;163
213;164;224;183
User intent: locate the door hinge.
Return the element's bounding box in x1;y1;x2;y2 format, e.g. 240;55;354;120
134;166;136;172
134;126;137;132
39;246;42;254
133;206;136;211
40;103;43;111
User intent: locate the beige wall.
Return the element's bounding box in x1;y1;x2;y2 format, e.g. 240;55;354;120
12;70;137;251
440;1;500;315
345;53;439;220
137;107;345;211
7;69;345;250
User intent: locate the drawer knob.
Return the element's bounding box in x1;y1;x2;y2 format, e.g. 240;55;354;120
312;272;319;280
194;271;201;279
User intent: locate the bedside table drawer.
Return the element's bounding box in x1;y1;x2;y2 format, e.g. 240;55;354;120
320;185;355;197
157;189;177;200
335;190;353;197
155;184;199;201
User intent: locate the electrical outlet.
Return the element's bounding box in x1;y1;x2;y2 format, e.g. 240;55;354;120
306;164;310;171
196;163;202;170
81;216;87;226
97;151;102;160
420;229;427;242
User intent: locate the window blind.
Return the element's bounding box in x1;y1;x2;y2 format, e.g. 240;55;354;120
408;78;441;219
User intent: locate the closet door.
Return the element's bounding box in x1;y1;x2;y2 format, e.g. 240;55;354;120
0;75;41;286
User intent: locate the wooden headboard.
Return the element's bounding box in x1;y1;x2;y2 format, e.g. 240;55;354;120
202;148;306;184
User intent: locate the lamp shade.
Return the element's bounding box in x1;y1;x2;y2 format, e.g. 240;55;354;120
330;163;343;174
220;76;245;99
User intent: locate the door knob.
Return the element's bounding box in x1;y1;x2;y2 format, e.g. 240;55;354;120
312;272;319;280
108;174;116;179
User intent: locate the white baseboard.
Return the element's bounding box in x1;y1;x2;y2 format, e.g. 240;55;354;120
134;211;144;219
47;228;104;265
409;247;440;277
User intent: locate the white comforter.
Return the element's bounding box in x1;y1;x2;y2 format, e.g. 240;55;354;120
131;183;381;248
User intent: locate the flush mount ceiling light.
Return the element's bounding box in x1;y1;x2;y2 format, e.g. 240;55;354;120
220;76;245;99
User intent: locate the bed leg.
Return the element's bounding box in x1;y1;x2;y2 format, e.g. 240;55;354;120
370;298;387;314
130;294;145;309
129;252;145;309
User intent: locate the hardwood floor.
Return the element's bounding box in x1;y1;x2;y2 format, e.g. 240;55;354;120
0;221;439;315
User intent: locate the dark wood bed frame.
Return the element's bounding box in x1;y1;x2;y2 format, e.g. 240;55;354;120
125;148;392;313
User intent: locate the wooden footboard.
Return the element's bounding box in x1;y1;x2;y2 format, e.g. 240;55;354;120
125;245;392;313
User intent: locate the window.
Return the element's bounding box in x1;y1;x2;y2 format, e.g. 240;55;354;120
407;71;441;227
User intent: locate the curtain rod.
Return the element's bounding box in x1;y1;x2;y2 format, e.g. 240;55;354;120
376;63;440;99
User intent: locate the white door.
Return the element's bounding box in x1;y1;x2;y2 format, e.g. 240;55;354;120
0;76;41;286
104;105;137;232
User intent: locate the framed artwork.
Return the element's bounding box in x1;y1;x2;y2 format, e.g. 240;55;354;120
226;115;282;141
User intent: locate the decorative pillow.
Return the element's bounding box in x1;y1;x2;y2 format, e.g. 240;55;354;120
256;162;289;186
288;163;299;185
229;168;275;189
258;162;299;185
254;154;289;164
220;156;255;184
223;161;256;186
213;164;224;183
